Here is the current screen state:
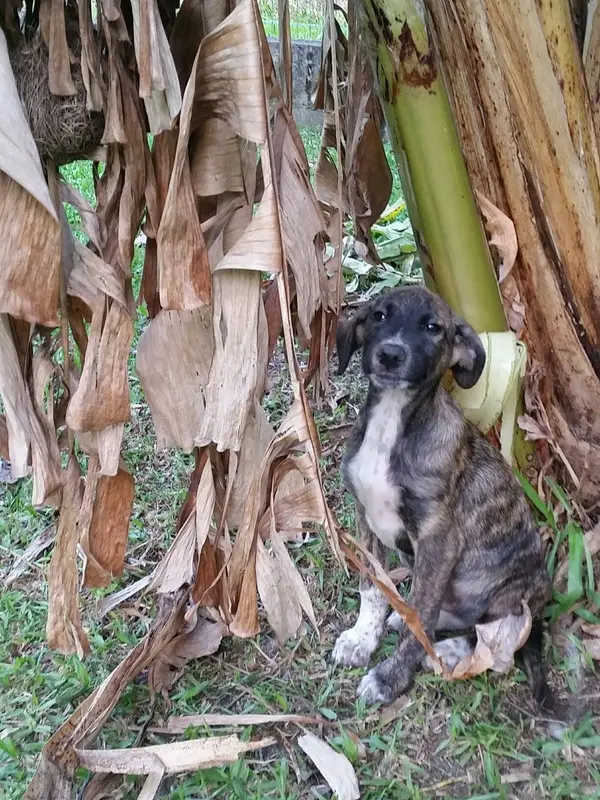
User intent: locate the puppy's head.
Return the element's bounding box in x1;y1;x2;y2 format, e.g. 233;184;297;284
336;286;485;391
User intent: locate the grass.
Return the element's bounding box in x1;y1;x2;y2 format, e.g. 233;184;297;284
2;128;600;800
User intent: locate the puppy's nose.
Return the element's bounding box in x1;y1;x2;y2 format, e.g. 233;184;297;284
377;342;407;370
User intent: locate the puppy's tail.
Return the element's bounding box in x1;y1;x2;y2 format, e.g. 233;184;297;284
518;617;553;711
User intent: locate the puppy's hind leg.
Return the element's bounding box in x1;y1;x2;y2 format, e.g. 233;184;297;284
332;508;389;668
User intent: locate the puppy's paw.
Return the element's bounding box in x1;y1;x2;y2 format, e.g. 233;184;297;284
332;627;378;668
386;610;403;632
357;659;413;706
357;667;397;705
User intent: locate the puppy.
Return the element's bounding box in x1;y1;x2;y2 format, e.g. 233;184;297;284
332;286;551;707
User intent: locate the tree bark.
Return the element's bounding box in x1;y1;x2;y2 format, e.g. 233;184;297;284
427;0;600;505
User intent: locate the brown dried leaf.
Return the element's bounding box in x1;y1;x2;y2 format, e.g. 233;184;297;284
46;457;90;656
190;120;245;196
66;296;133;432
297;733;360;800
150;614;225;693
25;594;188;797
48;0;76;95
0;28;61;325
4;526;55;588
255;536;302;643
517;413;552;441
149;512;197;595
67;239;128;310
77;0;105;111
228;401;275;529
136;308;214;451
476;191;519;282
0;316;62;504
60;181;107;252
195;271;263;451
76;734;275;777
156;34;211;310
166;712;324;732
130;0;182;134
273;109;327;340
84;461;134;588
450;604;532;679
256;518;319;643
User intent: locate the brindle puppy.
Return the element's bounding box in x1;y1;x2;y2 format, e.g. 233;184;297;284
332;286;551;707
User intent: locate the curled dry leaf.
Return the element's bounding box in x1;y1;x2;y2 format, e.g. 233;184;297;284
518;413;552;441
476;191;518;282
66;296;133;432
449;603;532;679
46;456;90;656
67;238;128;312
0;28;61;326
297;732;360;800
60;180;107;252
136;308;214;451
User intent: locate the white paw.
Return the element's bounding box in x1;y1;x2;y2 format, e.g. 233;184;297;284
332;626;379;667
386;610;403;631
423;636;473;672
357;670;389;705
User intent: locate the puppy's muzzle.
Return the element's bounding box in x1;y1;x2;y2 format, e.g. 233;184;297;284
371;341;409;384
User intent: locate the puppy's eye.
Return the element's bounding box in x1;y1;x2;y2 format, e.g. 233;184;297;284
373;310;386;322
426;322;442;334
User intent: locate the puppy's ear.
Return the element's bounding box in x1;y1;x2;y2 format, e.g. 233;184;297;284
451;315;486;389
336;303;371;375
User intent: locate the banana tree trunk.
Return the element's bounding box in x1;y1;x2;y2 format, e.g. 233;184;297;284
358;0;506;334
427;0;600;504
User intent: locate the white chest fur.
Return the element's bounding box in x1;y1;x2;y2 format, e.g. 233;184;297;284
347;389;409;549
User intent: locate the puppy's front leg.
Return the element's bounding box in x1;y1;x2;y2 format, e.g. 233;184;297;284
358;520;457;705
332;506;389;668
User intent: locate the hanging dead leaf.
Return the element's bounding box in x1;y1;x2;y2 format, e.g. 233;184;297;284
67;295;133;432
130;0;182;134
48;0;76;95
272;108;327;341
46;456;90;656
67;238;129;311
83;460;134;588
297;732;360;800
0;30;61;325
60;180;107;252
136;308;214;451
0;315;63;504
